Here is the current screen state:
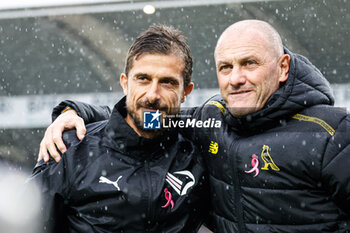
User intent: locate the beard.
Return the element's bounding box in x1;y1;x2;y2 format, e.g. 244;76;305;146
126;98;169;132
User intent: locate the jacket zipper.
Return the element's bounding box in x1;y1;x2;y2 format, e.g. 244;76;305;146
228;137;246;233
145;161;153;232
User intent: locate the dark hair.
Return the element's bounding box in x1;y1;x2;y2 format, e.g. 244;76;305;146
124;25;192;87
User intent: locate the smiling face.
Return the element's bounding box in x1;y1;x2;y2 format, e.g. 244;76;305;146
215;22;290;117
120;53;193;137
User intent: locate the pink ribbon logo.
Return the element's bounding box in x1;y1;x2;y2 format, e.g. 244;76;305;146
161;188;174;209
245;154;260;177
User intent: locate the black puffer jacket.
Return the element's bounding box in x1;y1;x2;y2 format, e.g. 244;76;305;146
55;49;350;232
188;48;350;232
30;98;208;233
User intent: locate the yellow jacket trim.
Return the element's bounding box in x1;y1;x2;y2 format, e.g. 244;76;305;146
292;113;335;136
205;101;225;115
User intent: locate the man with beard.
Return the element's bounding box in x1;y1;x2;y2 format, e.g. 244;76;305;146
29;25;210;233
39;20;350;232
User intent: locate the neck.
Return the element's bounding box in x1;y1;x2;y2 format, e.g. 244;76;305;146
125;114;163;139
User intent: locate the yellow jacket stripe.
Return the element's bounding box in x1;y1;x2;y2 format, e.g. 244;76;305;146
205;101;225;115
292;113;335;136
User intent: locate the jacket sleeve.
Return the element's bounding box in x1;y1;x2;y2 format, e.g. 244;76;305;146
51;100;111;124
27;130;80;232
178;106;200;141
27;155;72;233
179;94;224;142
321;114;350;215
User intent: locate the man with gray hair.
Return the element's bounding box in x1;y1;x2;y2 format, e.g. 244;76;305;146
39;20;350;232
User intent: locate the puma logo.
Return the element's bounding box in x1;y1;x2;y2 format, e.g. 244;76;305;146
99;175;123;191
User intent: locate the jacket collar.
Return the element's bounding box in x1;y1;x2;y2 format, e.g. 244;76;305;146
224;47;334;133
103;96;178;160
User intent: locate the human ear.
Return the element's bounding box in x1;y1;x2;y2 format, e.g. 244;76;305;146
181;82;194;103
120;73;128;95
278;54;290;83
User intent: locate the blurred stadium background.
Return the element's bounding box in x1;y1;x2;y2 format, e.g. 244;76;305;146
0;0;349;171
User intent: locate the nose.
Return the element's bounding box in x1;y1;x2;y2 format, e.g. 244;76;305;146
145;80;161;103
229;67;246;87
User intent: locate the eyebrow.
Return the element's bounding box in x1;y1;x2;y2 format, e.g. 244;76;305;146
134;73;180;85
134;72;150;77
216;61;231;67
217;55;258;65
160;76;180;85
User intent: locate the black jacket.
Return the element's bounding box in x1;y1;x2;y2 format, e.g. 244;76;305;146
186;48;350;232
30;98;208;233
56;49;350;232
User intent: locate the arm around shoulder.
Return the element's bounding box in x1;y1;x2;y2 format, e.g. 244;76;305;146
52;100;111;123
